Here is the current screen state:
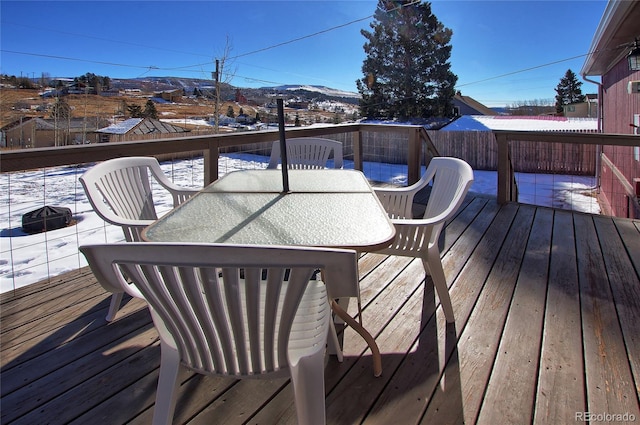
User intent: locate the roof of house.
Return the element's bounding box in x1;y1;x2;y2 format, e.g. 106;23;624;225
581;0;640;76
2;117;109;131
453;94;498;116
97;118;144;134
441;115;598;132
97;118;190;135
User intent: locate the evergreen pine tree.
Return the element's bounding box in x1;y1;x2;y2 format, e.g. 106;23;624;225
226;105;235;118
356;0;457;120
127;104;143;118
143;100;158;119
554;69;585;115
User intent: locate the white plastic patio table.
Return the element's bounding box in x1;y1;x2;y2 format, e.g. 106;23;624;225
142;168;395;376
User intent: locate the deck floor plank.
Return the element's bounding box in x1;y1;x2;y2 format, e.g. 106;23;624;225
593;216;640;404
1;307;152;396
477;206;553;425
361;200;498;425
419;203;521;424
574;213;640;418
1;198;639;425
452;205;536;425
325;260;432;425
533;209;586;424
614;219;640;276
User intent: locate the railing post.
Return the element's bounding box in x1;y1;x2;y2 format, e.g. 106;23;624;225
419;128;440;158
203;139;219;184
496;132;513;204
407;128;421;185
353;130;363;172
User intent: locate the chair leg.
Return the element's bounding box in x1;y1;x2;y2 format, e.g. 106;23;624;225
289;349;327;425
327;319;344;362
105;292;124;322
152;341;182;425
424;256;455;323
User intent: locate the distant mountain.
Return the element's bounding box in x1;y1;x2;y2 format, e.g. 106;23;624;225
111;77;360;102
259;85;360;99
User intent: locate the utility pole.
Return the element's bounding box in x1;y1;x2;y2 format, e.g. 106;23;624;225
83;85;88;144
213;59;220;134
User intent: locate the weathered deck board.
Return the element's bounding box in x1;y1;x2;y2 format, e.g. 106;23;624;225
1;197;639;425
574;213;640;419
478;206;553;425
534;209;585;424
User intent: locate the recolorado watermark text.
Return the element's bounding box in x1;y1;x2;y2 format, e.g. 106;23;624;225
575;412;637;422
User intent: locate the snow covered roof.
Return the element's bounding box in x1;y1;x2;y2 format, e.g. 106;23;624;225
97;118;191;135
97;118;143;134
441;115;598;132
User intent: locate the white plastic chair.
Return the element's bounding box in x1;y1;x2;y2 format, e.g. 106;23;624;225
80;242;359;425
371;157;474;323
79;156;199;321
267;137;344;169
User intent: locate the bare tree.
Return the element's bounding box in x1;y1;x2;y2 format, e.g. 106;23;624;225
51;97;71;146
40;72;50;88
212;36;237;133
508;99;554;116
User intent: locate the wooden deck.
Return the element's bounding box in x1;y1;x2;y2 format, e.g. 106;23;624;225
2;195;639;424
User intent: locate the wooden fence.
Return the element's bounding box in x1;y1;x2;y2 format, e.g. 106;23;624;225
426;130;598;175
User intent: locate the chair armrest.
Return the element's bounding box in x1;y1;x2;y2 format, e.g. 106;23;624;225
169;188;199;207
374;187;417;219
99;216;155;228
390;216;444;227
150;165;201;202
374;186;417;197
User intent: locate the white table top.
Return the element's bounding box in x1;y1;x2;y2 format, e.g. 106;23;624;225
143;169;395;251
202;169;372;193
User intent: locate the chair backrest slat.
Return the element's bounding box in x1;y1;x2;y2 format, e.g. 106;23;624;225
80;157;199;243
98;165;156;221
81;243;358;377
268;137;344;169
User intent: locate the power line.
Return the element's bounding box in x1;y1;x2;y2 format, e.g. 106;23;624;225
0;21;211;58
163;1;419;70
0;49;159;71
229;15;373;61
456;53;592;88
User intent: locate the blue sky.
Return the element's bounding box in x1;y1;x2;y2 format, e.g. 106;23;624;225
1;0;607;107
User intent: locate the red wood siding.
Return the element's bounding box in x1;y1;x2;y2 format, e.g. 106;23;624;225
601;59;639;134
600;59;640;218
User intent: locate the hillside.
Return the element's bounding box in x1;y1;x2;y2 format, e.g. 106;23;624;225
121;77;360;101
0;88;240;128
1;78;359;129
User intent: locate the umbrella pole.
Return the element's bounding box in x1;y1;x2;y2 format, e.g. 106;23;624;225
277;98;290;193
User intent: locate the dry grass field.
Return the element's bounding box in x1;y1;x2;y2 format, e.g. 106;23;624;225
0;87;346;130
0;88;257;129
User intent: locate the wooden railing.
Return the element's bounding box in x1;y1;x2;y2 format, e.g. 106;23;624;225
1;123;439;185
494;131;639;212
3;123;636;208
3;123;636;206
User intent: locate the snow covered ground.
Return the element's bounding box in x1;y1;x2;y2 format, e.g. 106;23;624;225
441;115;598;132
0;154;599;293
